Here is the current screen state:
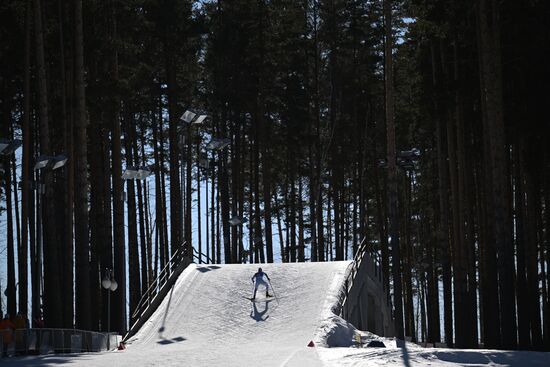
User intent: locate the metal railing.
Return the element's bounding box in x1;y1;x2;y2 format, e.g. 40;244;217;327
126;242;191;340
0;328;120;357
338;237;388;318
192;246;214;264
130;242;189;322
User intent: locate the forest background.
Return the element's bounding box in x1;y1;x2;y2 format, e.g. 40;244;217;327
0;0;549;352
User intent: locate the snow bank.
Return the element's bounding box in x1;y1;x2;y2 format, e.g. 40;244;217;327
313;261;359;347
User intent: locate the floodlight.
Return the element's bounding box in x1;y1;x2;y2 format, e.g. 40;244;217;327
51;154;68;170
0;139;22;155
122;166;138;179
193;114;208;125
229;215;247;226
136;167;152;179
34;155;51;170
181;109;208;124
206;138;230;151
181;110;197;123
397;148;420;159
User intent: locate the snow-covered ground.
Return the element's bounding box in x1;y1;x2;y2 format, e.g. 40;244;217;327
5;262;550;366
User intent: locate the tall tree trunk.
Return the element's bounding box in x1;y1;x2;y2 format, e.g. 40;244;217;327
109;0;126;334
1;110;16;317
164;35;182;255
136;129;149;295
20;0;32;320
404;173;416;342
431;41;453;347
185;124;193;255
384;0;404;340
476;0;517;348
524;159;543;349
74;0;91;330
35;0;63;328
515;141;530;348
124;105;141;323
59;0;74;329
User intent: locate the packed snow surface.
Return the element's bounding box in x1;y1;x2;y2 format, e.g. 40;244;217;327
7;261;550;366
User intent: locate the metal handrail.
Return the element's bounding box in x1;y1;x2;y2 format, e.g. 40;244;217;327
192;246;214;264
131;242;187;320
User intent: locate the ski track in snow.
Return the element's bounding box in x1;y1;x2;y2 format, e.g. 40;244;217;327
5;261;550;367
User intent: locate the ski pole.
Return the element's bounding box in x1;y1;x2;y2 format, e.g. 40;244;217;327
268;279;279;305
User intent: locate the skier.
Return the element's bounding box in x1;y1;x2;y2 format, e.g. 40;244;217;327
251;267;272;300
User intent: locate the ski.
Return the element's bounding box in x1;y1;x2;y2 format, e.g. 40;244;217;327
242;296;274;303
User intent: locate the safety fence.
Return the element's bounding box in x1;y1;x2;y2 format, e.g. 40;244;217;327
0;328;120;358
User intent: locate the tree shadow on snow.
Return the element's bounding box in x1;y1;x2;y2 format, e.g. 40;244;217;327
396;339;412;367
196;265;221;273
250;299;274;322
433;350;550;367
1;353;114;366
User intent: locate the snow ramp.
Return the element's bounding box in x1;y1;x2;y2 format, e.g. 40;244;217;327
119;262;352;366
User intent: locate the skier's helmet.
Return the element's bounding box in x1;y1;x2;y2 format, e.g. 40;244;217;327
258;267;262;272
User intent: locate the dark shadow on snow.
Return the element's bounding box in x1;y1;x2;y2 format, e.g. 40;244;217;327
250;299;274;322
157;336;187;346
432;350;550;367
158;283;176;336
0;353;117;366
195;265;221;273
396;339;412;367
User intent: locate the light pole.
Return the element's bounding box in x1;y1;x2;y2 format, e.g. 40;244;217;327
204;137;230;264
33;153;68;319
102;268;118;349
180;109;208;256
121;165;151;326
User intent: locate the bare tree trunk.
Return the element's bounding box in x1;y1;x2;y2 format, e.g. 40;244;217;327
20;0;32;320
404;173;415;342
124;105;141;323
136;127;149;294
1;112;16;317
185;124;193;255
514;141;530;348
384;0;404;340
58;0;74;329
163;32;182;255
298;178;305;262
74;0;91;330
524;159;543;349
476;0;517;348
431;41;453;347
109;0;126;334
34;0;63;328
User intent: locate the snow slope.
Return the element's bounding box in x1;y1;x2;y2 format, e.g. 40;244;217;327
8;261;354;366
124;261;353;366
7;261;550;367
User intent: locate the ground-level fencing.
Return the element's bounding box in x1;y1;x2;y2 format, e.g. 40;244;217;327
0;328;121;358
